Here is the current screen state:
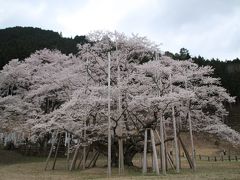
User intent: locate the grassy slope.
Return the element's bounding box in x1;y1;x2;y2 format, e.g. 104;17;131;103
180;132;240;156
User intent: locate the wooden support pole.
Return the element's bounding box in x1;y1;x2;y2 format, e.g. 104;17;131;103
188;111;196;171
85;146;91;165
45;140;54;171
154;130;162;170
118;138;124;174
82;50;88;171
170;74;180;173
178;135;194;169
70;143;80;171
151;152;156;172
163;122;168;171
44;130;58;171
143;129;148;174
65;131;67;146
172;106;180;173
150;129;160;175
83;119;86;170
167;152;175;169
66;132;70;170
178;137;181;169
159;144;162;171
83;146;86;170
52;133;61;170
92;152;100;167
76;149;83;169
160;115;166;175
77;146;91;170
87;151;100;168
116;40;124;175
185;78;196;171
107;52;112;177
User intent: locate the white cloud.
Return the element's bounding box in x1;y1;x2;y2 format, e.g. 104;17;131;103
157;6;240;59
56;0;156;37
0;0;240;59
0;1;46;23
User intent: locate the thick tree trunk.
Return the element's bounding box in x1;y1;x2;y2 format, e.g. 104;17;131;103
93;135;144;167
124;148;138;166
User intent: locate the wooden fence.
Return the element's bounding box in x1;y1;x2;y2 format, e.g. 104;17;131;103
197;154;240;162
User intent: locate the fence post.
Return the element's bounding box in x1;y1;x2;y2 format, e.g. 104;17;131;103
199;155;201;160
208;156;210;161
214;156;217;161
235;156;238;161
228;155;231;161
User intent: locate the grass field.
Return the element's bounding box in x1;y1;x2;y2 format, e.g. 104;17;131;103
1;149;240;180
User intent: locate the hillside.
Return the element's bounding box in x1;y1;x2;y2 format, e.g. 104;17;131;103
0;26;88;68
193;57;240;101
227;103;240;132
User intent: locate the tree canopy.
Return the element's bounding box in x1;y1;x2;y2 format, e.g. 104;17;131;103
0;31;239;145
1;26;239;102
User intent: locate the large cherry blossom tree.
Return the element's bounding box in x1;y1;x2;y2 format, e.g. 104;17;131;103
0;31;238;166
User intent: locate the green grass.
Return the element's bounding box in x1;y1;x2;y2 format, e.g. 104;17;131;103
0;149;240;180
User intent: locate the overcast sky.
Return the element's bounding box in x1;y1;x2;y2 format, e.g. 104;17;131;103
0;0;240;60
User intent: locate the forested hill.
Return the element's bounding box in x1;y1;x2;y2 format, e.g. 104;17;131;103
0;26;88;68
193;56;240;101
0;26;240;101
